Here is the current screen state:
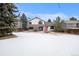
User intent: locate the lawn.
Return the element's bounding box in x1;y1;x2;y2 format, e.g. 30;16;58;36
0;32;79;56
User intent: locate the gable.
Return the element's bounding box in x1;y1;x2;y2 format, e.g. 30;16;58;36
29;17;45;25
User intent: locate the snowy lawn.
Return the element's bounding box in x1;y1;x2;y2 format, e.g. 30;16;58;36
0;32;79;56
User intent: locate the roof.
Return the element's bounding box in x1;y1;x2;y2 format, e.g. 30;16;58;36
45;22;55;26
29;17;45;22
64;20;79;23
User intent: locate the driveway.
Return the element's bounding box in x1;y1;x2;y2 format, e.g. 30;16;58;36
0;32;79;56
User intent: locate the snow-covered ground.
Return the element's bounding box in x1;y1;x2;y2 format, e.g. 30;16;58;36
0;32;79;56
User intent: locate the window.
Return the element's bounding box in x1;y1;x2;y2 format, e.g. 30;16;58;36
39;21;42;24
29;22;32;24
67;23;74;28
29;27;33;29
76;23;79;27
50;26;54;29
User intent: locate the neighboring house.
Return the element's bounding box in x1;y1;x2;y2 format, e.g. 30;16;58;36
63;20;79;33
27;17;55;32
15;19;23;30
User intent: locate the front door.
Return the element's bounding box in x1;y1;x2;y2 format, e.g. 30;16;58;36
44;26;48;32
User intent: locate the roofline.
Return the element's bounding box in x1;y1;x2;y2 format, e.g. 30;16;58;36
29;17;46;22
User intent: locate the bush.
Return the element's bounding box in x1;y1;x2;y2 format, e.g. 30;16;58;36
34;30;37;32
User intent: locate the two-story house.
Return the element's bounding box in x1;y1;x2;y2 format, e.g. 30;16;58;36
27;17;45;31
27;17;55;32
63;20;79;33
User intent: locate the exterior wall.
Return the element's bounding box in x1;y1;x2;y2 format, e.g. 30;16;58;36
27;21;55;32
27;17;45;31
16;21;22;29
28;24;44;31
65;23;79;29
15;20;23;31
63;20;79;34
63;20;79;29
30;19;44;25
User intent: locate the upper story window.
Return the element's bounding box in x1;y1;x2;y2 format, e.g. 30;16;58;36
76;23;79;27
39;21;42;24
29;22;32;24
67;23;73;27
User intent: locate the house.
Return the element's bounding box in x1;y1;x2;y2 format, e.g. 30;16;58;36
27;17;55;32
63;20;79;33
27;17;45;31
15;19;23;31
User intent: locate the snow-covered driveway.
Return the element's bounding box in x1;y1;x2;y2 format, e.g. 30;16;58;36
0;32;79;56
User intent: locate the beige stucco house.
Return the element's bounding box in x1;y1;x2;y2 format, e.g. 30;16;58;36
27;17;55;32
63;20;79;33
15;18;23;31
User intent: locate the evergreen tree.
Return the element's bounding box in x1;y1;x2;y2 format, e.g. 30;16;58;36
0;3;18;36
48;19;51;22
54;16;63;32
70;17;77;21
20;13;28;30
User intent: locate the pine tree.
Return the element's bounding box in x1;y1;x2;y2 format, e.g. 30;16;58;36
0;3;18;37
70;17;77;21
20;13;28;30
48;19;51;22
54;16;63;32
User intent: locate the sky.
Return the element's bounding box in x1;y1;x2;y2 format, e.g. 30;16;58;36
16;3;79;21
